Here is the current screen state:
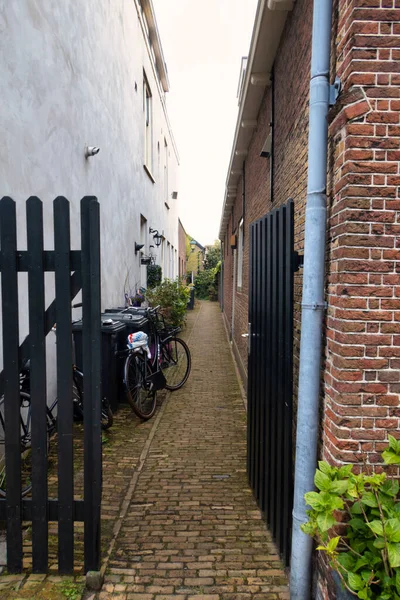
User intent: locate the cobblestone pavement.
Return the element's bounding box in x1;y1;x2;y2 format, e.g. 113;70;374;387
98;301;289;600
0;301;289;599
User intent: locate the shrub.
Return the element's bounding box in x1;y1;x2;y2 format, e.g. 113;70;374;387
145;278;190;328
147;264;162;289
194;269;217;299
302;436;400;598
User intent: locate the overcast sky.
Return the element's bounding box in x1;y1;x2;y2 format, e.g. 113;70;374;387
152;0;257;246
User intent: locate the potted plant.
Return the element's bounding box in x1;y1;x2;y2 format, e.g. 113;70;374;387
302;436;400;598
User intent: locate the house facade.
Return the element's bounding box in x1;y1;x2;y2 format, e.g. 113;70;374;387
1;0;180;304
219;0;400;597
1;0;179;394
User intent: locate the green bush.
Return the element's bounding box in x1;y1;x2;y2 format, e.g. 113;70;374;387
145;278;190;328
147;264;162;289
302;436;400;599
194;269;217;299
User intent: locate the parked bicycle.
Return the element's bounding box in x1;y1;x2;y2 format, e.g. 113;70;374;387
123;305;191;420
0;304;113;498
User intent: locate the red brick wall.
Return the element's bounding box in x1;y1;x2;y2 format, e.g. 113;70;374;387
178;219;187;279
221;0;313;385
324;0;400;469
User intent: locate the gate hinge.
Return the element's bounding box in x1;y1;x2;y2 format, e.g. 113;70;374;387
294;252;304;272
329;76;341;107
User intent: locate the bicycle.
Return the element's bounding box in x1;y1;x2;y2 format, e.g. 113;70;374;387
0;308;113;498
123;305;191;420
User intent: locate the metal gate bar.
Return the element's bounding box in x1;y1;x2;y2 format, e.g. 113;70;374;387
247;199;299;566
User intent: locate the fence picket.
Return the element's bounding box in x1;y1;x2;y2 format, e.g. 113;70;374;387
0;197;23;572
81;197;101;573
54;197;74;573
27;197;48;572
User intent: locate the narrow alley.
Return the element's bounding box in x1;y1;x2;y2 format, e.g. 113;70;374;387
98;301;289;600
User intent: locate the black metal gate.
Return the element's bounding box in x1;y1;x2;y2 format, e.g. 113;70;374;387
247;199;300;566
0;195;101;574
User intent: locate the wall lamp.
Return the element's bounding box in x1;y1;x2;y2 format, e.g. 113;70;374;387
171;191;178;200
135;242;144;253
149;227;163;247
85;146;100;158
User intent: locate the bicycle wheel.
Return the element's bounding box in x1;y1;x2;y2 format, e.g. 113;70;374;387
160;337;191;391
0;392;35;498
74;372;113;430
124;353;157;420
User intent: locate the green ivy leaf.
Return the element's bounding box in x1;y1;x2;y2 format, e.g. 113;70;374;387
348;572;364;591
388;434;400;454
318;461;334;476
382;450;400;466
327;536;340;553
387;542;400;568
330;479;349;495
361;492;378;508
316;512;337;533
385;518;400;543
381;479;399;497
338;464;353;479
314;470;332;492
368;520;384;537
396;568;400;594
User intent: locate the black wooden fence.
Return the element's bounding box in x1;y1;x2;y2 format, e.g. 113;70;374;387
0;196;101;574
247;199;301;566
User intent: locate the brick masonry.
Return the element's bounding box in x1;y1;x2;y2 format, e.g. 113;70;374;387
178;219;187;279
221;0;400;596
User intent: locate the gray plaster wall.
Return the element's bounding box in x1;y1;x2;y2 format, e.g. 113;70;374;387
0;0;180;395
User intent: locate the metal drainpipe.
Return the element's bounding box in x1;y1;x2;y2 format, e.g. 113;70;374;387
290;0;333;598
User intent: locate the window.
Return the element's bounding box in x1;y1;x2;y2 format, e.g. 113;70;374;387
237;219;244;289
164;139;169;208
143;74;153;173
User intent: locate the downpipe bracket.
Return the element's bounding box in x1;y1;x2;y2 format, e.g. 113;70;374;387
301;301;328;311
329;76;341;107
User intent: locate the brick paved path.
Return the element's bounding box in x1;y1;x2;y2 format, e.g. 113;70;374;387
99;301;289;600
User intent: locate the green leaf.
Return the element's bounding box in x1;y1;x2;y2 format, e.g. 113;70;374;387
357;590;368;600
388;434;400;454
330;479;349;495
351;501;364;515
316;512;337;533
337;551;356;571
327;536;340;553
318;461;333;476
301;521;316;536
353;557;368;572
338;464;353;478
361;491;378;508
385;518;400;543
396;568;400;594
348;572;364;591
382;450;400;465
381;479;399;497
349;518;367;532
304;491;324;510
368;520;384;537
315;470;332;491
364;473;386;488
387;542;400;568
373;537;385;550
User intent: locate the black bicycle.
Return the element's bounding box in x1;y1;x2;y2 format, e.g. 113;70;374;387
123;306;191;420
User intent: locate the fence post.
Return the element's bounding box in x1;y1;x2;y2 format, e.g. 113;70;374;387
81;197;101;573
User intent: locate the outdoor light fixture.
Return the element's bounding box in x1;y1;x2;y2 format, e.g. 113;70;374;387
171;191;178;200
85;146;100;158
149;227;163;247
135;242;144;254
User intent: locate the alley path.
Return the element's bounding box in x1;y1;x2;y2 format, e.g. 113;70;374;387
98;301;289;600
